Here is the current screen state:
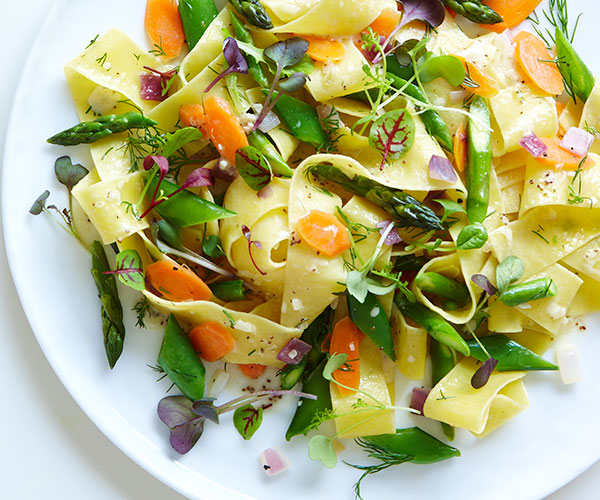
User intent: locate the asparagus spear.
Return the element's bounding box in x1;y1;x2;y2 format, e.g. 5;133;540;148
47;111;158;146
442;0;503;24
310;164;443;231
228;0;273;30
91;240;126;369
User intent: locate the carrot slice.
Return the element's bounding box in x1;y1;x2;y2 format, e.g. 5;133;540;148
146;259;212;301
368;7;402;38
202;96;249;165
455;56;499;98
145;0;185;59
297;209;352;257
179;104;206;132
535;137;594;170
239;363;266;379
329;317;364;396
189;321;235;362
481;0;543;33
303;36;346;63
453;124;467;172
514;31;564;96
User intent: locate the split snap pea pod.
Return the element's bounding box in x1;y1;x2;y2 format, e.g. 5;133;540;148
47;112;158;146
466;96;492;224
555;28;595;103
158;315;206;401
347;292;395;361
467;335;558;371
500;278;557;307
394;294;470;357
430;339;456;440
415;272;470;304
230;13;269;88
178;0;218;51
208;280;246;301
387;73;453;151
91;241;126;369
248;131;293;177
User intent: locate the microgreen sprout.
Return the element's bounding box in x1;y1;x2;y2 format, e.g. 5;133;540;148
241;224;265;275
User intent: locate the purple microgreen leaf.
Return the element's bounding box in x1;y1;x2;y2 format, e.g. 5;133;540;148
169;419;206;454
410;387;431;415
471;357;499;389
103;249;145;291
143;66;178;97
471;274;497;296
140;73;165;101
278;72;309;92
205;37;249;93
397;0;445;29
276;338;313;365
376;220;402;246
143;155;169;175
192;399;220;424
233;404;263;440
181;167;214;189
264;37;309;70
157;396;198;428
54;156;89;192
241;224;266;276
428;154;458;183
236;146;273;191
368;109;416;170
30;190;50;215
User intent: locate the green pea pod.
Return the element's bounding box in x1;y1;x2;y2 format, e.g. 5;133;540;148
158;315;206;401
392;254;429;273
178;0;218;51
230;13;269;88
467;335;558;371
500;277;557;307
394;294;470;357
359;427;461;464
147;176;235;227
415;272;470;304
208;280;246;301
280;357;307;391
285;359;332;440
466;96;492;224
386;54;415;81
430;339;456;441
387;73;453;151
555;28;595;103
347;292;395;361
248;131;294;177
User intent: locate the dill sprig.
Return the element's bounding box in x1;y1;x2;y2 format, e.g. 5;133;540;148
133;297;150;328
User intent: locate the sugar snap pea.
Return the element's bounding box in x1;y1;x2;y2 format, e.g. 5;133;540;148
347;292;395;361
555;28;595;103
500;278;557;307
178;0;218;51
430;339;456;440
270;91;328;148
208;280;246;301
248;131;293;177
467;335;558;371
415;272;470;304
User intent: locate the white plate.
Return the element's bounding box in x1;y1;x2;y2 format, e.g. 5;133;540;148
2;1;599;499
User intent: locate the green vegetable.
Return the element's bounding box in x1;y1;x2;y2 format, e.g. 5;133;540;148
228;0;273;29
202;234;225;259
230;12;269;88
468;335;558;371
392;254;429;273
158;315;206;401
178;0;218;51
442;0;503;24
430;340;456;440
466;96;492;224
248;131;293;177
310;164;443;231
90;241;126;369
236;146;273;191
347;292;395;361
111;249;145;291
555;28;595;103
270;91;328;148
233;404;263;440
368;109;416;169
457;222;488;250
395;294;470;357
500;278;557;307
417;54;466;87
496;255;524;296
415;272;470;304
47;112;158;146
209;280;246;301
387;73;453;151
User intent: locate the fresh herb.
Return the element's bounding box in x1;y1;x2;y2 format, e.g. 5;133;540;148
205;37;249;92
241;225;265;275
133;297;150;328
235;146;273;191
568;157;593;206
471;357;499;389
233;404;263;440
496;256;524;296
149;38;167;57
85;34;99;49
103;249;145;291
368;109;416;170
456;223;488;250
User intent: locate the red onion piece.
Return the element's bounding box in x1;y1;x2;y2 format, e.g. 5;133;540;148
560;127;594;158
140;74;165;101
211;158;238;181
259;447;290;476
410;387;431;415
251;103;280;133
519;133;547;158
276;338;312;365
429;155;458;183
471;358;499;389
376;220;402;246
257;185;274;199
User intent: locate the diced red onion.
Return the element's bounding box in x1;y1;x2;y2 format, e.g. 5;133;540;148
519;133;547;158
560;127;594;158
251;103;280;133
276;338;312;365
376;220;402;246
259;447;290;476
450;90;469;104
140;73;165;101
211;158;238;181
257;185;274;199
557;344;583;384
429;155;458;183
410;387;431;415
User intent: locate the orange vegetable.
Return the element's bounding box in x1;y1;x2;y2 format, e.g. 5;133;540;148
179;104;206;132
303;36;346;63
239;363;266;379
481;0;543;33
146;259;212;302
535;137;594;170
455;56;499;98
329;317;363;396
189;321;235;362
202;96;249;165
297;209;352;257
453;124;467;172
367;7;402;38
145;0;185;59
514;31;564;96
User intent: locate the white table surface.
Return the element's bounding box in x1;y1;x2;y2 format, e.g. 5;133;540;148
1;1;598;499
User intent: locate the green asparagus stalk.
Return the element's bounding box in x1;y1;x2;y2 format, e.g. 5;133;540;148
310;164;443;231
442;0;503;24
91;240;126;369
48;112;158;146
230;12;269;88
228;0;273;30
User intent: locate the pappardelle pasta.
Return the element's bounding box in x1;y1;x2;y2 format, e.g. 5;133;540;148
35;0;599;496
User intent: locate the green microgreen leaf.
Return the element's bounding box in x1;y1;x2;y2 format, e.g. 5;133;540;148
457;223;488;250
368;109;415;170
434;199;466;218
308;435;338;468
323;353;348;381
279;72;309;92
417;54;466;87
236;146;273;191
30;190;50;215
496;255;525;296
107;249;145;291
233;404;263;440
54;156;89;192
394;39;425;67
159;127;204;158
202;234;225;259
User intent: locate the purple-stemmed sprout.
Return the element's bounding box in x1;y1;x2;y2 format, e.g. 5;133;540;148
471;274;497;296
471;357;499;389
241;224;266;276
204;38;249;93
